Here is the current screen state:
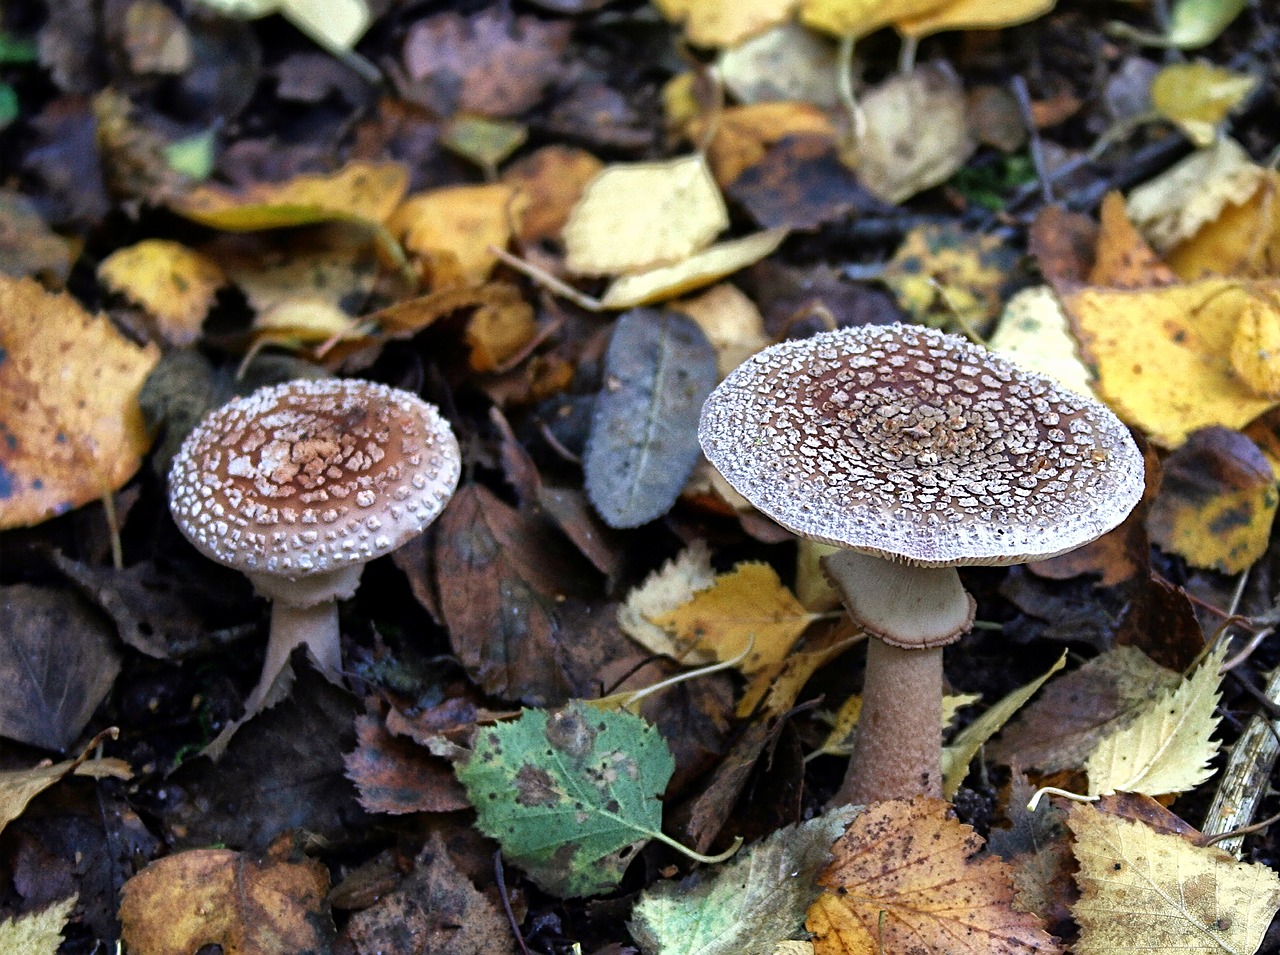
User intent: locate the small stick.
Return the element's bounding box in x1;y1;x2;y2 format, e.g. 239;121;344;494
1011;75;1054;207
494;851;533;955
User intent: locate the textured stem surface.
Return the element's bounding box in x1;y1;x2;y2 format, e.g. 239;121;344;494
835;638;944;805
241;601;342;715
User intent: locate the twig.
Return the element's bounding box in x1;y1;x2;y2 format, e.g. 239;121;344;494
494;851;532;955
1011;75;1054;206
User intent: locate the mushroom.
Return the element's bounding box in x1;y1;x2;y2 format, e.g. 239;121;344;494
168;378;461;716
698;323;1144;804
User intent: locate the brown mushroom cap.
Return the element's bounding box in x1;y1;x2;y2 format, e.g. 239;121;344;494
699;323;1144;566
168;378;461;580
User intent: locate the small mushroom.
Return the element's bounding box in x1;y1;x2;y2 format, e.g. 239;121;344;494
168;378;461;717
699;323;1144;804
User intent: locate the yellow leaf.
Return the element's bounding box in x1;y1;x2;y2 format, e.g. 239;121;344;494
174;160;408;231
652;0;797;47
719;23;841;108
1126;138;1264;253
740;627;860;719
618;541;718;662
1151;62;1256;147
807;797;1061;955
1148;428;1277;574
671;282;770;379
896;0;1056;38
1069;803;1280;955
1086;644;1226;799
690;101;836;188
795;538;840;612
1168;170;1280;280
653;562;818;676
987;286;1096;396
563;155;729;276
941;652;1066;797
1063;279;1279;447
1;734;130;836
851;65;975;205
465;294;537;373
97;239;225;346
0;278;159;529
390;183;527;288
598;228;787;309
194;0;370;53
1089;190;1179;289
800;0;946;38
1231;291;1280;396
814;692;980;761
0;895;77;955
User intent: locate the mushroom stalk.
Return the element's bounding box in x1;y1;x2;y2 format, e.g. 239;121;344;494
836;639;944;804
240;601;342;715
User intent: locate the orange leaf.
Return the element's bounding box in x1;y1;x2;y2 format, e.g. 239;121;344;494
807;797;1060;955
1089;192;1178;289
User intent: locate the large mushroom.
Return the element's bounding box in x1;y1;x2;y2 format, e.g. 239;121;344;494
699;323;1144;805
168;378;461;717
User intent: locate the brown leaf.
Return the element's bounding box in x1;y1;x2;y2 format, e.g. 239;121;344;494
1028;204;1097;289
1113;574;1206;673
989;773;1076;935
502;145;604;243
344;716;470;815
729;135;880;232
1088;192;1179;289
807;797;1061;955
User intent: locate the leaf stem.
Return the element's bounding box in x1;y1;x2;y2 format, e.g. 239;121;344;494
647;830;744;865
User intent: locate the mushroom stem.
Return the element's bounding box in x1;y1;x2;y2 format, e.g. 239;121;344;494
835;638;944;804
240;602;342;716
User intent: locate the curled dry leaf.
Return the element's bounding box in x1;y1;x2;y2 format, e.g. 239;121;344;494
806;797;1060;955
97;239;226;346
0;276;159;529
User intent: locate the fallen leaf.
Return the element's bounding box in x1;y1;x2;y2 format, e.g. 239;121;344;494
631;808;858;955
1069;802;1280;955
653;563;820;675
344;715;470;815
1126;138;1264;253
987;286;1096;396
174;160;408;232
390;182;527;288
0;895;77;955
848;63;975;205
501;145;604;243
564;155;729;276
0;734;129;836
800;0;947;39
618;541;718;661
652;0;797;47
989;774;1074;932
990;646;1183;774
0;277;159;528
691;101;836;188
1088;191;1179;288
1157;0;1249;50
941;652;1066;797
441;115;528;175
672;282;771;379
807;797;1060;955
584;309;717;528
1230;290;1280;396
896;0;1057;39
1064;278;1279;447
599;228;788;309
719;23;840;107
1167;170;1280;280
97;239;225;346
1151;61;1257;147
1086;643;1226;799
195;0;369;54
0;189;74;281
728;136;875;232
813;692;980;761
119;838;333;955
456;702;676;897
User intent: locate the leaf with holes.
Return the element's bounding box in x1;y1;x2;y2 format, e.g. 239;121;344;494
455;702;676;897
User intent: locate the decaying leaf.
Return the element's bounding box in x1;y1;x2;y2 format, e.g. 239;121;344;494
0;733;129;836
630;808;858;955
502;145;604;243
0;277;159;528
584;309;717;528
455;702;676;897
652;562;819;675
344;715;470;815
691;101;836;188
941;652;1066;797
390;182;527;288
987;286;1095;396
618;540;718;660
806;797;1060;955
848;64;975;205
1069;802;1280;955
1148;427;1277;573
564;155;729;276
97;239;225;346
119;839;333;955
1085;643;1226;800
0;895;77;955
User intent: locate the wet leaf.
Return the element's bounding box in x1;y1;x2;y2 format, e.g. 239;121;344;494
0;895;77;955
807;797;1060;955
1069;802;1280;954
1086;643;1226;800
564;155;729;277
119;837;333;955
0;584;121;751
0;277;159;528
693;102;836;188
97;239;226;346
728;136;873;232
631;808;858;955
584;309;717;528
455;701;675;897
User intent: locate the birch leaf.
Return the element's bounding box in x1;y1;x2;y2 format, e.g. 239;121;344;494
1085;643;1226;799
0;896;77;955
618;541;718;661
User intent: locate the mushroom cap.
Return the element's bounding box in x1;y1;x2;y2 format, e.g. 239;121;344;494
168;378;461;580
699;323;1145;567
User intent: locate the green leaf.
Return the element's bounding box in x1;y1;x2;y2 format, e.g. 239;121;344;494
629;808;858;955
456;701;677;897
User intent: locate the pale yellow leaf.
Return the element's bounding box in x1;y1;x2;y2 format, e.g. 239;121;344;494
652;0;797;47
942;652;1066;798
194;0;370;52
97;240;225;347
1126;138;1264;252
0;895;77;955
987;286;1095;397
1086;643;1227;799
653;562;818;675
896;0;1056;38
563;155;729;276
1069;803;1280;955
794;538;840;612
814;692;980;761
598;228;787;309
617;540;717;661
719;22;840;108
672;282;770;379
1151;62;1256;148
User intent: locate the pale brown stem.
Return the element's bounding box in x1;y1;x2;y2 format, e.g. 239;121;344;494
834;638;944;805
240;600;342;716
